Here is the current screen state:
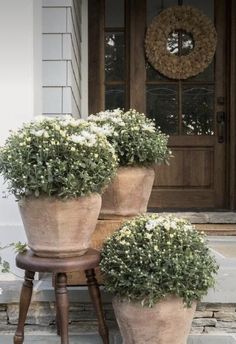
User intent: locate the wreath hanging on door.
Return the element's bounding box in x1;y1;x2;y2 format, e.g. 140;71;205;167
145;5;217;80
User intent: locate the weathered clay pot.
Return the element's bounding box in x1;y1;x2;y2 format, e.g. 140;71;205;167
113;296;196;344
100;167;155;217
18;194;101;258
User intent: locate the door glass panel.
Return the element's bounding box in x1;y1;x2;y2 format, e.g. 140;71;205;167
182;85;214;135
186;0;214;20
105;85;125;110
147;0;177;24
147;0;214;26
147;85;178;134
146;62;170;81
105;33;125;81
105;0;124;28
187;61;214;82
146;0;215;136
167;30;194;56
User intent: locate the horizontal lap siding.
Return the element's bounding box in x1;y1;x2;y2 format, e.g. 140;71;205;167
42;0;82;117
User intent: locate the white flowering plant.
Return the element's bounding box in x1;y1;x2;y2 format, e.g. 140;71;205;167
100;214;218;307
89;109;171;166
0;116;117;199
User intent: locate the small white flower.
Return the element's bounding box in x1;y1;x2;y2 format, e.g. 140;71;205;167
69;135;86;144
70;119;86;127
142;123;156;132
80;131;95;140
145;220;158;231
53;124;61;131
85;136;97;147
88;114;100;121
60;116;80;127
170;221;177;229
34;115;46;123
60;121;69;127
110;117;125;126
184;225;193;232
145;233;153;240
62;115;73;121
163;221;170;231
30;129;47;137
34;115;54;123
90;124;114;136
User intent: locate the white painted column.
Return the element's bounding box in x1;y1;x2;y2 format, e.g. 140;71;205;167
0;0;42;279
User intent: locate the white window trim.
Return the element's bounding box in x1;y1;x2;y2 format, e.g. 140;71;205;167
33;0;43;117
81;0;88;118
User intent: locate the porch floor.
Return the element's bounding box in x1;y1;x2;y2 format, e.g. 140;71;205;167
153;212;236;235
1;333;236;344
150;211;236;224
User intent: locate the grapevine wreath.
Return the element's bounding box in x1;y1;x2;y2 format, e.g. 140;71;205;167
145;5;217;79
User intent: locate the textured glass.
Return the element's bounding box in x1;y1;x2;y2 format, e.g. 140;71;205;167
105;85;125;110
105;33;125;81
186;0;214;20
105;0;124;28
147;0;214;23
146;85;178;134
147;0;177;24
187;61;214;82
167;30;194;56
182;85;214;135
146;62;170;81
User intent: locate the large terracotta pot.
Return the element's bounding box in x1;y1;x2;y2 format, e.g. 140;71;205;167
100;167;155;217
113;296;196;344
18;194;101;258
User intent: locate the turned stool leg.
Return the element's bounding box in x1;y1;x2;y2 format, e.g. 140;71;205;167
54;276;61;337
14;270;35;344
85;269;109;344
55;296;61;336
55;273;69;344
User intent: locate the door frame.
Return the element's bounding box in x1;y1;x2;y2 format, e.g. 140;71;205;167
227;0;236;210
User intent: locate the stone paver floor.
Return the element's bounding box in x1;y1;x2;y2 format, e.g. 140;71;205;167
0;335;103;344
1;334;236;344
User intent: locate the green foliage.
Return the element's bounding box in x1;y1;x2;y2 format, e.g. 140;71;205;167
0;258;10;273
100;214;218;307
89;109;172;167
0;116;117;199
0;242;27;277
14;242;28;254
0;243;14;273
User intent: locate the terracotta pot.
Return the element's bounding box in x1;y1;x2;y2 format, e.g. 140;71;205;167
18;194;101;258
113;296;196;344
100;167;155;217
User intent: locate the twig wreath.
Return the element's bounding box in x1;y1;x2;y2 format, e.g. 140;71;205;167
145;5;217;79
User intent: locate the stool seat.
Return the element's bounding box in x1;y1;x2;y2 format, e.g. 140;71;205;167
13;249;109;344
16;248;100;273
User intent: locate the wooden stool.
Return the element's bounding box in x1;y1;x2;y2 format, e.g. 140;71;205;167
13;249;109;344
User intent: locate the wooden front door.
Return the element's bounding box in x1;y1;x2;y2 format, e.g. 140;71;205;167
89;0;228;209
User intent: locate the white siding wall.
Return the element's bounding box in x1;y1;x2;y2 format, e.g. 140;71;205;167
42;0;82;117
